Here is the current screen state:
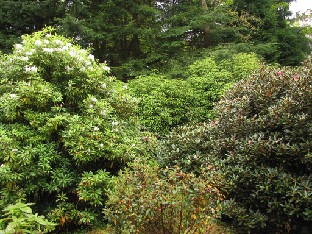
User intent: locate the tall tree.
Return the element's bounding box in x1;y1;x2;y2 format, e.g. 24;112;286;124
57;1;161;68
0;0;64;53
232;0;310;65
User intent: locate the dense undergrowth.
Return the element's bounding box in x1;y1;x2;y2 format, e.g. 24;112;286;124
0;30;311;234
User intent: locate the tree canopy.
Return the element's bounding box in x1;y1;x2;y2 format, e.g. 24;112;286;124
0;0;310;78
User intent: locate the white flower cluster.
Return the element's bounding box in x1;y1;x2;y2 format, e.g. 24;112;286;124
15;44;23;51
100;110;107;116
102;65;110;72
35;40;42;46
93;126;100;131
25;65;38;73
14;34;111;77
20;56;29;61
91;97;97;102
43;48;54;53
112;121;119;126
9;94;17;99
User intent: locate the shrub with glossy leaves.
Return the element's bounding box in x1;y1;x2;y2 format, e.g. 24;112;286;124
104;160;228;234
158;58;312;232
0;28;143;230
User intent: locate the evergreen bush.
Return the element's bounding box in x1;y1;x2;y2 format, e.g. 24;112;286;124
158;58;312;232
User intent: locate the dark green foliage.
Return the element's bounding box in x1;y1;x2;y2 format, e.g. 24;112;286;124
57;0;161;80
277;27;311;66
104;160;228;234
158;58;312;232
1;0;309;78
232;0;311;65
0;0;64;53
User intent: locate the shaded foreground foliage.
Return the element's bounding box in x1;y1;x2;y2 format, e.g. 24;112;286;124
104;160;229;234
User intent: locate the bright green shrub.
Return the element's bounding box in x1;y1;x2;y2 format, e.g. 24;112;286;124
104;160;228;234
0;201;56;233
128;74;198;134
158;58;312;232
0;28;143;230
186;53;260;120
129;53;260;134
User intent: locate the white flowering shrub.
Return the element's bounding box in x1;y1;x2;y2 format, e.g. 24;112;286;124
0;28;144;230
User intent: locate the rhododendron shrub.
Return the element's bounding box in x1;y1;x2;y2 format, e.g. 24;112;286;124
0;29;144;230
158;58;312;232
104;160;228;234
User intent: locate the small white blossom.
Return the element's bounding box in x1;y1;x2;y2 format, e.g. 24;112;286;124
99;143;104;147
100;110;107;116
91;97;97;102
93;126;99;131
25;51;33;56
122;85;127;90
69;50;76;57
112;121;119;126
43;48;54;53
102;65;110;72
44;39;50;44
35;40;42;46
101;83;107;89
89;104;94;108
15;44;23;50
85;61;91;66
25;66;38;73
46;34;51;38
66;42;72;47
20;56;29;61
1;164;5;167
61;45;69;51
54;39;63;45
88;54;95;60
11;148;18;152
9;94;17;98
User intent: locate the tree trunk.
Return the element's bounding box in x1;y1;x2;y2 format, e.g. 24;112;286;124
201;0;210;47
